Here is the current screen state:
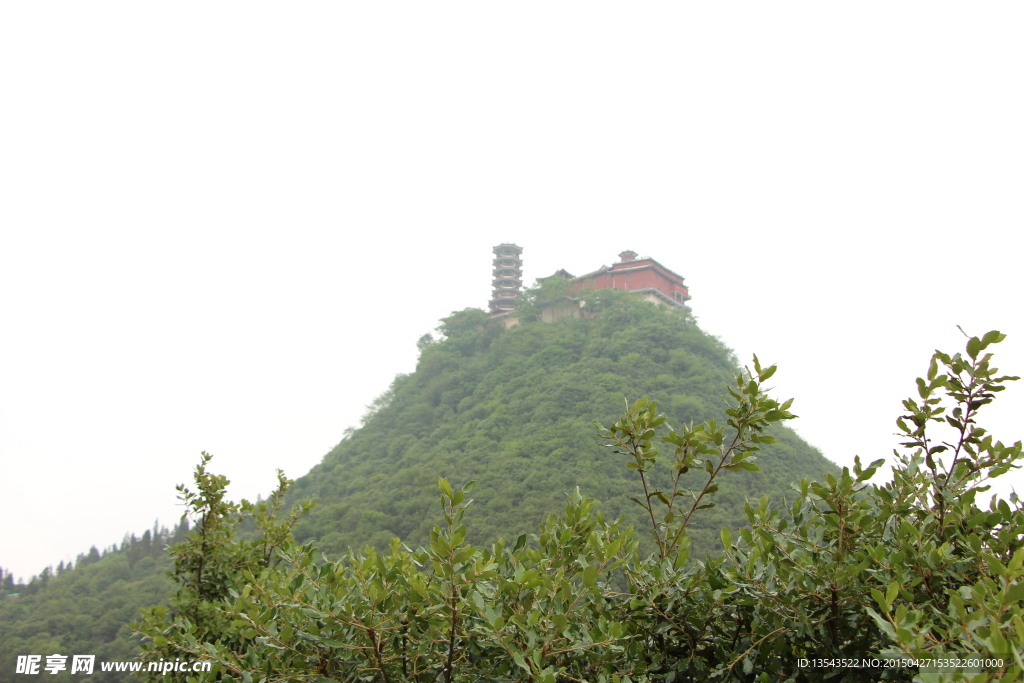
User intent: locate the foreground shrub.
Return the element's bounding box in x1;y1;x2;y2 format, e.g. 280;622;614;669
136;331;1023;682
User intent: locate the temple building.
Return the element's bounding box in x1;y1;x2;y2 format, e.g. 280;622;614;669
569;250;690;308
488;245;690;325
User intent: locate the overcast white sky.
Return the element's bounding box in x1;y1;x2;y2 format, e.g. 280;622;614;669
2;3;1022;582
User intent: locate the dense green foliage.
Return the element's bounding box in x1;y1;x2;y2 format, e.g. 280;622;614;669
134;329;1024;681
0;525;185;682
24;296;1020;681
1;295;835;681
287;292;836;559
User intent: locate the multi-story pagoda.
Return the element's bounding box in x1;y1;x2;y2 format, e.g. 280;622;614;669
489;243;523;314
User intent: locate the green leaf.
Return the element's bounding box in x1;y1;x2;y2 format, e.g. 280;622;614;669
744;501;755;524
438;477;453;498
967;336;981;359
985;554;1009;579
885;581;898;608
981;330;1006;347
582;564;597;588
1008;547;1024;574
864;606;897;640
551;613;568;633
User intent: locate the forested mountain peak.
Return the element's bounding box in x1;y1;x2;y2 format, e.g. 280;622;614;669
285;290;837;557
1;291;837;680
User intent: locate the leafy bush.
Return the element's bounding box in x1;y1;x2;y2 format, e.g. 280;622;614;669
135;331;1023;682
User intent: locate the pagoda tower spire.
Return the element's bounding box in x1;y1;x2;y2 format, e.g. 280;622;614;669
489;243;523;314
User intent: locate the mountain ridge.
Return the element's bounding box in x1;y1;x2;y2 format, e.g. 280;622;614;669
283;291;838;558
0;292;838;681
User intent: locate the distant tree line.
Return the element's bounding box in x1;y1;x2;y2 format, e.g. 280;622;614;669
0;521;189;682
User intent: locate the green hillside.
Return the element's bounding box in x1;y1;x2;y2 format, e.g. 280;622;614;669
286;289;837;558
0;291;837;680
0;525;185;683
131;328;1024;681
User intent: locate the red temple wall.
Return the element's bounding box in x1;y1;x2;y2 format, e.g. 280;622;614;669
574;263;688;300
